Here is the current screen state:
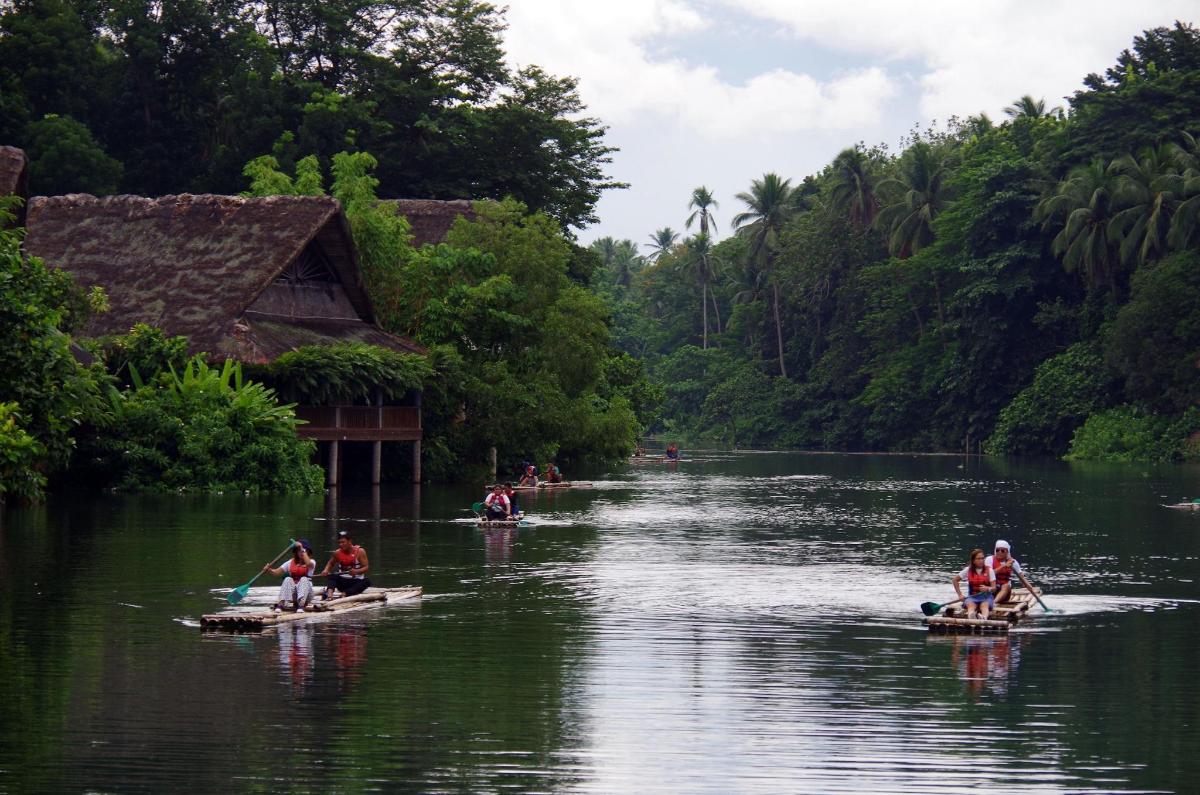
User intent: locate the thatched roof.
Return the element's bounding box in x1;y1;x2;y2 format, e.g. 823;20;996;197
24;193;423;363
390;199;475;246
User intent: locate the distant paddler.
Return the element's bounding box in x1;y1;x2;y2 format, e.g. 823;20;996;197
264;539;315;613
665;443;679;461
318;530;371;599
518;465;538;487
503;482;523;518
986;540;1038;605
543;462;563;484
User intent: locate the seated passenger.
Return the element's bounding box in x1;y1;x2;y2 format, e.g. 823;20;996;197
483;484;512;521
265;539;315;613
953;548;995;620
518;465;538;487
986;540;1036;604
318;530;371;599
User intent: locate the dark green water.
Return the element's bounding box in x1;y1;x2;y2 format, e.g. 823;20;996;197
2;452;1198;793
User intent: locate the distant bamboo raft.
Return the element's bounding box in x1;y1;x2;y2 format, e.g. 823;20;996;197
924;587;1042;634
201;586;422;631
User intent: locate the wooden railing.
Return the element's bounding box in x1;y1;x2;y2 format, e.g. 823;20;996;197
294;405;421;441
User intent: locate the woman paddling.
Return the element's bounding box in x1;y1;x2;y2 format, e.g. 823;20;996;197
264;539;315;613
953;548;996;620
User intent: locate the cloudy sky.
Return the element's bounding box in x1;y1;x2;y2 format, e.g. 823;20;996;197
498;1;1197;246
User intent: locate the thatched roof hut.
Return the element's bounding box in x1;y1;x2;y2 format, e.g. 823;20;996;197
390;199;475;246
0;146;29;225
24;193;423;363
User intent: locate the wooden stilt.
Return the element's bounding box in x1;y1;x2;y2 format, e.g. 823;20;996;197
371;441;382;485
329;440;340;487
412;439;422;483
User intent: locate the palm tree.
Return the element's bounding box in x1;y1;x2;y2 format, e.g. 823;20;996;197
1167;131;1200;250
686;186;719;237
1036;159;1121;289
1003;95;1062;119
589;237;642;287
1108;145;1182;267
827;147;881;227
645;227;680;262
874;141;953;258
679;233;721;348
732;172;794;378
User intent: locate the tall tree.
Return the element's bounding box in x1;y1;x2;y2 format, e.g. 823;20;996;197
1003;95;1061;119
1109;144;1182;267
1037;158;1122;290
874;141;953;258
645;227;680;262
827;147;881;227
685;186;719;236
732;172;794;377
680;233;720;349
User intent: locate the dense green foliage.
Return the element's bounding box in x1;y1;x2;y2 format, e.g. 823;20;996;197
0;204;103;501
0;0;622;230
78;358;324;493
249;343;432;405
596;23;1200;463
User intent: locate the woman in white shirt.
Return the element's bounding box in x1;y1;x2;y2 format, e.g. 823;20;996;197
953;548;996;620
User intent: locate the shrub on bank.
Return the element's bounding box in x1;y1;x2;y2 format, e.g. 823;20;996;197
80;358;324;493
1066;405;1200;463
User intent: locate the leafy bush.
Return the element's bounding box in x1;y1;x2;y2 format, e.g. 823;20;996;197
1066;405;1200;462
89;323;190;388
249;343;432;405
81;358;324;493
0;402;46;503
987;341;1119;456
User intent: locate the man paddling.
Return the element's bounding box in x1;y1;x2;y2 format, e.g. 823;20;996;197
543;462;563;484
518;465;538;487
986;540;1037;604
318;530;371;599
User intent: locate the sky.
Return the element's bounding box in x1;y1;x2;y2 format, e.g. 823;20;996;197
497;1;1198;247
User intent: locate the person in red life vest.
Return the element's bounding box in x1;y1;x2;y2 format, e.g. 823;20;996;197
986;540;1038;604
503;482;522;518
518;465;538;487
543;462;563;484
264;539;315;612
665;443;679;461
318;530;371;599
483;483;512;521
952;548;996;620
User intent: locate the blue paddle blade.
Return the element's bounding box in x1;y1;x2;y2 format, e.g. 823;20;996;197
226;584;250;605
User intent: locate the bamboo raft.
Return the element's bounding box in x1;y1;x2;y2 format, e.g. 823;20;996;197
201;587;422;631
924;587;1042;635
1164;501;1200;511
509;481;590;491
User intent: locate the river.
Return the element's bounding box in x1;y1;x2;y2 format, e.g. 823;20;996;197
1;452;1198;793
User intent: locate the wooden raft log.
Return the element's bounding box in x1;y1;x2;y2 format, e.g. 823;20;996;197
201;586;422;630
924;616;1011;634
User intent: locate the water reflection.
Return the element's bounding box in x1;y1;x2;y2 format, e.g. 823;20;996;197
931;634;1029;701
276;622;314;690
483;526;515;565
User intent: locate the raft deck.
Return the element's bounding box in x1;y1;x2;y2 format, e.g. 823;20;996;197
201;586;421;631
924;587;1043;635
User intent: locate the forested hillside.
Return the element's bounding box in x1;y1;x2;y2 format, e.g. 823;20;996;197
593;23;1200;462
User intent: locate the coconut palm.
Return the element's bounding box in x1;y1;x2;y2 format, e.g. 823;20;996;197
874;141;953;258
1003;95;1062;119
589;236;642;287
1167;131;1200;250
732;172;794;377
645;227;680;262
679;233;721;348
1036;159;1122;289
827;147;881;227
686;186;719;237
1108;145;1182;267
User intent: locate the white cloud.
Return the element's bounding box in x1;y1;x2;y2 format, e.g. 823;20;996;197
501;0;898;138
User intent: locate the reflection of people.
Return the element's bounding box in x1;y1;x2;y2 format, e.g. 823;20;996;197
953;548;995;620
986;540;1038;604
277;622;314;688
334;626;368;692
264;539;315;613
484;527;515;564
483;483;512;521
949;635;1012;699
319;530;371;598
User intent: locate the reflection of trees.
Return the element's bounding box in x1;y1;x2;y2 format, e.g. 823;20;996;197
0;488;602;792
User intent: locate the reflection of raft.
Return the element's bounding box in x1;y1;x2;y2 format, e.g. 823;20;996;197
201;587;422;631
924;587;1042;635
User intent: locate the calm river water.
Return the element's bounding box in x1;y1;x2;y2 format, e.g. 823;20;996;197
2;452;1199;793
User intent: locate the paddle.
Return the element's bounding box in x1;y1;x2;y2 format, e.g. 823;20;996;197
1028;588;1061;614
227;540;295;605
920;595;965;616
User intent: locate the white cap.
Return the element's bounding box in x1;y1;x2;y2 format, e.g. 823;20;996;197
994;539;1011;551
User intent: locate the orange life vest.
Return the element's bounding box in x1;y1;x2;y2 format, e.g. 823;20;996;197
967;566;992;596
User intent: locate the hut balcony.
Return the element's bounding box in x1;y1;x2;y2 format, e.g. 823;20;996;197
295;405;422;442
